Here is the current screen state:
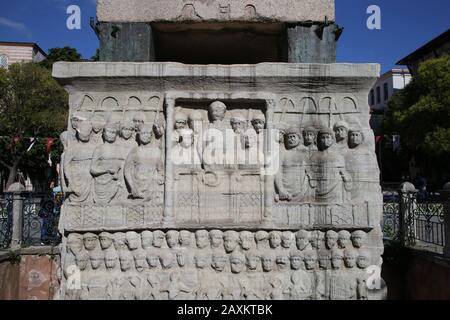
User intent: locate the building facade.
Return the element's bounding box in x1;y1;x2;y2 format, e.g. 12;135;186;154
0;41;47;68
369;68;412;135
397;28;450;75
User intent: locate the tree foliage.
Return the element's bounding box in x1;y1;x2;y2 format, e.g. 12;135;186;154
384;55;450;186
0;63;68;189
40;46;82;69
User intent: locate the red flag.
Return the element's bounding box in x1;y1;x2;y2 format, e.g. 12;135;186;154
375;136;382;144
46;138;55;153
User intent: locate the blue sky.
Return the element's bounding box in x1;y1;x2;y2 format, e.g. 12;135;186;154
0;0;449;73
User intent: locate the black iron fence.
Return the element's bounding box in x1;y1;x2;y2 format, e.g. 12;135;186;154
382;189;446;248
0;194;13;249
22;192;63;247
0;191;62;250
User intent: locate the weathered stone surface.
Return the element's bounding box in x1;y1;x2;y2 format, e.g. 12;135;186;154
53;61;385;300
97;0;335;23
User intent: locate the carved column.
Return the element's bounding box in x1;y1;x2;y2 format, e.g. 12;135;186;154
163;98;175;225
398;182;418;246
440;183;450;258
5;183;26;249
263;99;276;225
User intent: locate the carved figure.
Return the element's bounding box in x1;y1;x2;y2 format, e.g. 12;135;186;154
124;125;164;200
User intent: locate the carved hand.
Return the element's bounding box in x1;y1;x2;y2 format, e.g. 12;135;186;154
278;190;292;202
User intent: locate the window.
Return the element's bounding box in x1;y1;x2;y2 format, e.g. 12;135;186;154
376;86;381;104
370;89;375;106
0;54;8;68
384;83;389;101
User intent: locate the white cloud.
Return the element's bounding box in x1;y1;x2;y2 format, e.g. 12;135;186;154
0;17;28;32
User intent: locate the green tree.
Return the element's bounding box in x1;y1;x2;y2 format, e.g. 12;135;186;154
0;63;68;189
40;47;82;69
385;55;450;186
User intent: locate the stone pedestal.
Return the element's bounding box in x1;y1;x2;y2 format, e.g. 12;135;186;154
53;62;384;300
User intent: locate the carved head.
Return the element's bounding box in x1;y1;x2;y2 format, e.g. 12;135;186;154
83;233;99;251
99;232;114;250
153;120;165;139
179;230;193;247
349;129;364;148
290;251;304;270
302;126;317;146
269;231;282;249
71;113;85;130
103;124;118;143
357;251;371;269
119;251;133;271
333;121;349;143
255;231;269;249
331;249;344;269
121;119;135;140
212;252;228;272
276;255;290;271
176;251;187;268
239;231;254;251
113;232;127;251
310;230;325;250
133;112;145;131
188;110;204;134
159;252;175;270
178;129;194;148
344;249;357;268
195;230;210;249
318;250;331;270
281;231;294;249
230;113;247;134
166;230;179;249
338;230;351;249
134;250;147;272
209;230;224;248
223;231;239;253
208;101;227;122
141;231;153;250
303;250;318;270
105;249;119;270
262;254;275;272
251;114;266;134
195;252;209;269
89;251;104;270
76;121;92;143
318;128;335;150
245;251;260;271
146;253;160;269
174;111;188;130
351;231;367;248
230;252;245;274
125;231;140;251
67;233;84;255
75;250;89;271
296;230;310;251
137;125;153;145
325;230;339;249
152;230;166;248
284;129;301;149
90;114;106;134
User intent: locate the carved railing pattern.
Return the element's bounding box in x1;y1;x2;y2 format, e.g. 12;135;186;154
383;191;445;247
22;192;63;247
0;194;13;249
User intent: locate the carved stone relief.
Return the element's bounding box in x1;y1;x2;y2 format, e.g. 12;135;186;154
61;229;375;300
